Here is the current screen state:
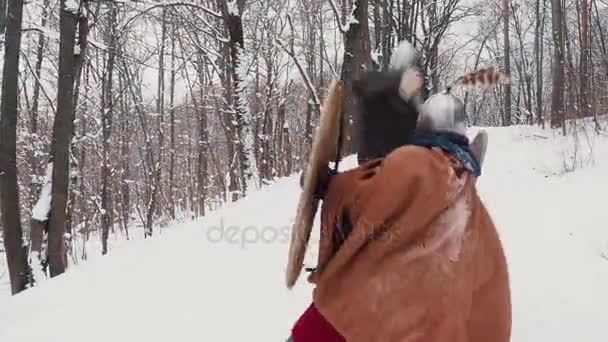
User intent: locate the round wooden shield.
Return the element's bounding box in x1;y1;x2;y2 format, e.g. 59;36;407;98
285;80;343;289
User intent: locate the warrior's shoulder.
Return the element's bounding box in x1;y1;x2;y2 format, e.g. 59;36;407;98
381;145;451;176
327;146;450;191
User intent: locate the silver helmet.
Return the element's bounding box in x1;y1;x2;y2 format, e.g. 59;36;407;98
418;92;466;135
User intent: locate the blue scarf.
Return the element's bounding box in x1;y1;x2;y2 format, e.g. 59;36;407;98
410;131;482;177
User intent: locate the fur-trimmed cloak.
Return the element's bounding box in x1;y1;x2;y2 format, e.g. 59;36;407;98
307;145;511;342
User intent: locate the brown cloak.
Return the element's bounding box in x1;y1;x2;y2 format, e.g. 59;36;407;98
309;145;511;342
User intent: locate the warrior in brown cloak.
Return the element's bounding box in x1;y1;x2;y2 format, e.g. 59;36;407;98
288;40;511;342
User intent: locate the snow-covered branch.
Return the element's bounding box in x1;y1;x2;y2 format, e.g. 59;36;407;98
327;0;347;34
326;0;358;34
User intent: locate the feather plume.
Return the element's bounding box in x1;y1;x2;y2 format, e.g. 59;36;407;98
445;67;510;94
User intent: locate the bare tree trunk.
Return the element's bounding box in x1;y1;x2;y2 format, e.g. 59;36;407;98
372;0;381;54
592;0;608;120
64;11;88;268
380;0;394;71
119;67;131;239
340;0;372;155
534;0;546;127
260;45;274;183
252;58;262;181
115;48;129;236
580;0;590;119
72;14;88;108
303;10;317;160
27;0;51;280
145;7;167;236
318;8;325;89
124;60;156;238
196;82;208;216
0;0;7;35
274;98;284;176
217;57;240;202
510;3;533;124
261;104;273;180
168;22;177;219
562;2;577;121
589;0;601;131
278;100;292;175
0;0;31;294
101;2;117;255
186;53;208;217
28;0;50;206
502;0;512;126
47;0;80;277
220;0;256;199
550;0;565;132
78;65;89;257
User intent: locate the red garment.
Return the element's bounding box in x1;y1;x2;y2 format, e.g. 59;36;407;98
291;303;346;342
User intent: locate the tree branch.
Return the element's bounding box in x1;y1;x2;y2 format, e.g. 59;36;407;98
276;15;321;107
327;0;347;34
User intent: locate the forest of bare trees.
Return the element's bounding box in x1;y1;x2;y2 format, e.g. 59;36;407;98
0;0;606;295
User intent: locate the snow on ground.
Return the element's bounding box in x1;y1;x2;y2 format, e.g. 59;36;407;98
1;124;608;341
471;124;608;342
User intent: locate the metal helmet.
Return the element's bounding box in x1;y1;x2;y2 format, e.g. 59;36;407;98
418;92;466;135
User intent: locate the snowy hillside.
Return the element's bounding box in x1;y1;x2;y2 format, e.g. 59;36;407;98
1;124;608;341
